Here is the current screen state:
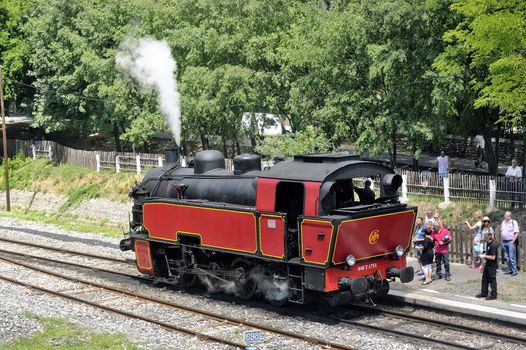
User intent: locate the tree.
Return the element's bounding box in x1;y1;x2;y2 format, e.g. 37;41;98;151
255;126;330;160
0;0;31;106
24;0;169;150
433;0;526;174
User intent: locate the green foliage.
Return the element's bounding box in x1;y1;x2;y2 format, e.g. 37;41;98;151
0;315;141;349
2;0;523;159
436;0;526;125
24;0;168;149
0;0;31;101
255;126;330;159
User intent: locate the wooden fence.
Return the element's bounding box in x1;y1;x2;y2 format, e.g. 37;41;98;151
4;139;164;173
397;169;526;209
3;139;526;208
408;227;525;271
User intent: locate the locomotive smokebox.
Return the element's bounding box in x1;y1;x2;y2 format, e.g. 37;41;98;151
164;147;180;165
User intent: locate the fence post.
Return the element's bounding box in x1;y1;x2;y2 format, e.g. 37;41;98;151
115;155;120;173
158;156;163;167
48;145;53;161
489;179;496;208
136;155;141;174
443;176;450;203
95;154;100;172
31;144;36;159
401;174;408;202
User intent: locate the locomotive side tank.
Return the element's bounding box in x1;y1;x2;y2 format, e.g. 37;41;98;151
122;149;416;305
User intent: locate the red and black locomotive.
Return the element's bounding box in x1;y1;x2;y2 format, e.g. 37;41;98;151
120;148;416;306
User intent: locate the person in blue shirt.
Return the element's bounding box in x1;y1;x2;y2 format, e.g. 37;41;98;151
413;217;426;277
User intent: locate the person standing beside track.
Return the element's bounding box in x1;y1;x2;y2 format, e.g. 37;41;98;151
432;222;452;281
465;211;483;269
430;150;451;183
505;159;522;208
500;211;519;276
418;228;434;285
476;231;498;300
413;217;425;278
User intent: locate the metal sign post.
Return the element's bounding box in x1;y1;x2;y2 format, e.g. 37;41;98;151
0;67;11;211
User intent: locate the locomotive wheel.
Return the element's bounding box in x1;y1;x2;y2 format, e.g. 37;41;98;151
230;258;257;300
375;279;390;297
152;255;169;278
176;273;198;288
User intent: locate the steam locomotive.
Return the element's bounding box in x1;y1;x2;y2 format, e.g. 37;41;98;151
120;148;415;306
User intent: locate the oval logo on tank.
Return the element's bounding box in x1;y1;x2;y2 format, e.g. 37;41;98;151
368;229;380;244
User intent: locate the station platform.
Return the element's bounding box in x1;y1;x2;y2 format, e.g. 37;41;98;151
388;258;526;326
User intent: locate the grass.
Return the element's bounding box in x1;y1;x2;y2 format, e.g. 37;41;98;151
0;208;125;237
0;154;141;203
407;194;487;227
0;315;142;350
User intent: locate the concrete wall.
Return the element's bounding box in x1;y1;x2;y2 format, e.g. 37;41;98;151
0;190;130;226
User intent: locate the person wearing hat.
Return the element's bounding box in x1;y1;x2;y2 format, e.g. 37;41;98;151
465;212;483;269
476;230;498;300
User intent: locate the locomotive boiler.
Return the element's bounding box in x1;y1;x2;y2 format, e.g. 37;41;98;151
120;148;416;306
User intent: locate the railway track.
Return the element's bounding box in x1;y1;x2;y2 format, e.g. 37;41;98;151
336;304;526;349
0;251;356;350
2;240;525;349
0;236;134;264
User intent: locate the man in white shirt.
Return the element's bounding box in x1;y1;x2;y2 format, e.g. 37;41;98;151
431;150;451;182
506;158;523;208
500;211;519;276
474;135;485;169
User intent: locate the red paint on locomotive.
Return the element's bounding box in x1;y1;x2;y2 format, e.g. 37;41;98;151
143;202;258;253
303;182;321;216
259;214;286;258
134;239;154;275
332;210;416;264
300;219;333;265
255;178;279;212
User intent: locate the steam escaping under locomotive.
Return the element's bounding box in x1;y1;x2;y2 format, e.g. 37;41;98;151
120;148;416;306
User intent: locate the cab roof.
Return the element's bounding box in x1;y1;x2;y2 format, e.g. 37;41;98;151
260;154;394;182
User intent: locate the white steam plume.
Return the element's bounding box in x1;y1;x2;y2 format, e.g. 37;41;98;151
116;37;181;146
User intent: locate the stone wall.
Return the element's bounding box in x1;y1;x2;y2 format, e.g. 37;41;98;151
0;190;130;226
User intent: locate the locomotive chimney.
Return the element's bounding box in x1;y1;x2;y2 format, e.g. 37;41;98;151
164;146;180;165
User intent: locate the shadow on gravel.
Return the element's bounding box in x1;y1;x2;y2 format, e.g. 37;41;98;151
0;226;119;249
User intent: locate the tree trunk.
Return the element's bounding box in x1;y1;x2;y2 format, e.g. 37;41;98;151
200;134;207;150
390;127;397;169
181;140;187;157
113;122;121;152
483;131;498;176
509;128;515;160
221;135;227;157
231;139;235;157
235;139;241;155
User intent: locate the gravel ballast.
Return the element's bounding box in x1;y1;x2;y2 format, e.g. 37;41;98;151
1;216;517;349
